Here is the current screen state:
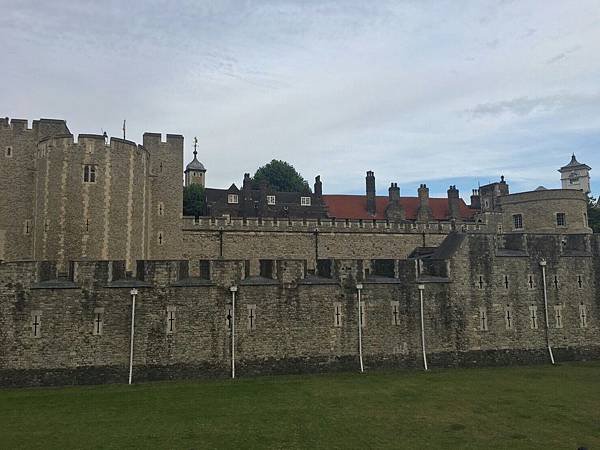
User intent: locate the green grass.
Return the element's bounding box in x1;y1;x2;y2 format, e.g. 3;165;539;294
1;363;599;449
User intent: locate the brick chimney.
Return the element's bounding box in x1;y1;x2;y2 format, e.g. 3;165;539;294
416;184;433;222
385;182;405;221
447;185;460;220
366;171;376;215
314;175;322;197
388;182;400;203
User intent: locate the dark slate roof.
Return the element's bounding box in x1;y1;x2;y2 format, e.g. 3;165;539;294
560;154;591;170
239;276;279;286
186;156;206;172
429;232;467;260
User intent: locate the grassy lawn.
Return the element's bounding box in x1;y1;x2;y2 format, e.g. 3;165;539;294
1;362;599;449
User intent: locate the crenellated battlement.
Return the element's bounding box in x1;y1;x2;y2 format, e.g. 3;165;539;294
36;133;149;155
182;215;484;233
142;132;184;148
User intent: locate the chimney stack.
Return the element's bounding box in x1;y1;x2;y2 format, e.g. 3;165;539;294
416;184;433;222
470;189;481;210
366;171;376;215
447;185;460;220
314;175;322;197
388;182;400;203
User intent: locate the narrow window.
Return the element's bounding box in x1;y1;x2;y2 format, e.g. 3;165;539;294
300;196;311;206
198;260;210;280
528;274;535;290
31;311;42;338
479;307;488;331
484;199;490;208
44;220;49;233
227;194;239;204
497;224;503;234
247;305;256;330
359;302;366;328
266;195;276;205
334;302;342;327
584;212;588;227
93;308;104;336
85;219;90;232
529;305;538;329
553;275;559;289
5;146;13;158
391;301;400;326
157;232;164;246
166;306;176;334
158;202;164;216
513;214;523;230
226;307;232;330
477;275;484;289
577;275;583;289
83;165;96;183
503;275;509;289
556;213;566;227
554;305;563;329
579;303;587;328
504;305;513;330
23;219;31;235
159;162;163;173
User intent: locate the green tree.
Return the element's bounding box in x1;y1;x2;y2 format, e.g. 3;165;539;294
587;194;600;233
252;160;311;193
183;184;205;217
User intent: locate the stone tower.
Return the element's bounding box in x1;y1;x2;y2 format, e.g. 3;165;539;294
559;154;591;194
184;138;206;187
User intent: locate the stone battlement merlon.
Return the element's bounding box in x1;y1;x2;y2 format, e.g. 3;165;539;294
182;216;483;233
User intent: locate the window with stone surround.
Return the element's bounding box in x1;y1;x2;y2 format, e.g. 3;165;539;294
83;165;96;183
478;307;488;331
527;274;535;290
5;146;13;158
157;231;164;246
512;214;523;230
259;259;274;279
31;310;42;338
227;194;238;204
579;303;587;328
334;302;342;327
577;274;583;289
267;195;276;205
300;196;311;206
166;306;176;334
504;305;513;330
198;260;210;280
554;304;563;328
158;202;164;216
247;305;257;330
556;212;566;227
503;275;509;289
529;305;538;329
391;301;400;326
553;275;559;289
477;275;485;289
23;219;32;235
93;308;104;336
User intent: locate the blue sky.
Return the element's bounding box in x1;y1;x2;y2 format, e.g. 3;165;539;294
2;0;599;199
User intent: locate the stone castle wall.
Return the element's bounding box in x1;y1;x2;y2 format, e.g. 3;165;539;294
1;233;598;387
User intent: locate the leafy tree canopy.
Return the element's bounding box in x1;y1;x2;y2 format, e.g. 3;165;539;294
252;160;311;193
587;194;600;233
183;184;205;217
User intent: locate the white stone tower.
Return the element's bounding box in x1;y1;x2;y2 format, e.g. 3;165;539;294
184;137;206;187
559;154;591;194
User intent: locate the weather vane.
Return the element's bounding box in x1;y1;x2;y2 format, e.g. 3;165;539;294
193;136;198;158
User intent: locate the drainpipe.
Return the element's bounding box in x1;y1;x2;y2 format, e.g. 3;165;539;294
356;283;364;373
418;283;428;371
128;288;138;385
539;260;555;364
230;286;238;378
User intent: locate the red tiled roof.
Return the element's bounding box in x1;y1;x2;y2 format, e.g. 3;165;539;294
321;195;477;220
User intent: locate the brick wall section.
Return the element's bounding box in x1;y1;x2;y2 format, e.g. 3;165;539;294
1;232;599;387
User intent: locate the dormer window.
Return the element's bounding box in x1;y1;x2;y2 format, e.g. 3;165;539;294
267;195;276;205
301;196;311;206
228;194;239;204
83;165;96;183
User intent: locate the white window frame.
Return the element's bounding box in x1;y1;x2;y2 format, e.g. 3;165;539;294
83;164;96;183
228;194;239;204
266;195;276;205
300;196;311;206
512;213;523;230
